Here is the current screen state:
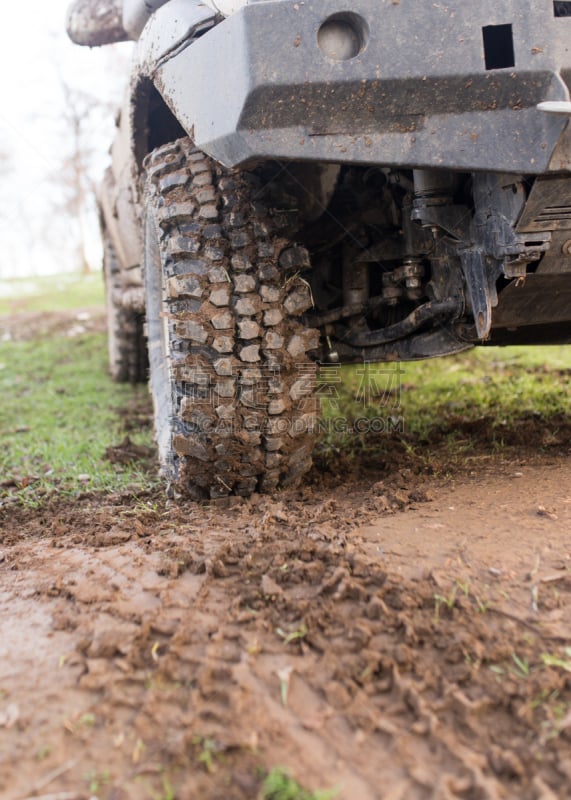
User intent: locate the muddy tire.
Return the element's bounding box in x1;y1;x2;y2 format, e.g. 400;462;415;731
143;138;319;499
103;233;147;383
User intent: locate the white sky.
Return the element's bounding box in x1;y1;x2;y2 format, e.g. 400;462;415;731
0;0;131;278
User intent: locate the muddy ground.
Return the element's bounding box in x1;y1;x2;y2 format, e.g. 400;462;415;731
1;315;571;800
0;309;107;342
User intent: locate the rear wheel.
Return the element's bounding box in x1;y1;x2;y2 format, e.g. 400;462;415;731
143;138;319;498
103;232;147;383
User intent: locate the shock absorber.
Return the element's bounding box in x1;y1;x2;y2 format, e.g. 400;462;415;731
342;245;370;307
412;170;455;210
411;169;457;237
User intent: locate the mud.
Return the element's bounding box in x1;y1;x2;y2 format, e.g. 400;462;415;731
2;307;571;799
2;449;571;800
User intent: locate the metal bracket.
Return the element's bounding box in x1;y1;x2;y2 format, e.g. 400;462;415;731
410;200;471;240
459;249;498;340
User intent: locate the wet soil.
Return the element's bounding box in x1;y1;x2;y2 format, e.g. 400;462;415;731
1;313;571;800
2;458;571;800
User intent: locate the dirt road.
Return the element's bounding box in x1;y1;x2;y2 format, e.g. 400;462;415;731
1;450;571;800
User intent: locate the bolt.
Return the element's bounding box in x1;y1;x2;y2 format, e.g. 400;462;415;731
405;277;422;289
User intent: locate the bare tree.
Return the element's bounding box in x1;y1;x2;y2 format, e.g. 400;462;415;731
58;82;97;272
47;41;131;274
50;79;118;273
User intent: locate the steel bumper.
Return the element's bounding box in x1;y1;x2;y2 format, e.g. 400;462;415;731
152;0;571;173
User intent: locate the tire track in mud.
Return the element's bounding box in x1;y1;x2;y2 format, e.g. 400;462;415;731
0;469;571;799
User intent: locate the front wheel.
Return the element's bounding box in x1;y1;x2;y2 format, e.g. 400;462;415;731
143;138;320;499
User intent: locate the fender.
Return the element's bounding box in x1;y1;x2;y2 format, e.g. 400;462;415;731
99;0;217;271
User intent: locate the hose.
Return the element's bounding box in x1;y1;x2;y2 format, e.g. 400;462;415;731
342;299;460;347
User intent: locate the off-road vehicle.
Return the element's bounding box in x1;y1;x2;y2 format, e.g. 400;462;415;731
67;0;571;498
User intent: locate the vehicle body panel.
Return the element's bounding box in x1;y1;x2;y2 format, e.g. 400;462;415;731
152;0;571;172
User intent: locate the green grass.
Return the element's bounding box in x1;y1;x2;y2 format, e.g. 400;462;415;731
0;331;156;506
0;272;104;315
2;268;571;505
261;768;337;800
400;347;571;432
317;345;571;468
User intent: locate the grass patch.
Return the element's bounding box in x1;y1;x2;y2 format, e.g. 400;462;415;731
0;331;156;507
0;272;104;315
400;346;571;434
2;268;571;507
261;767;337;800
317;346;571;472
